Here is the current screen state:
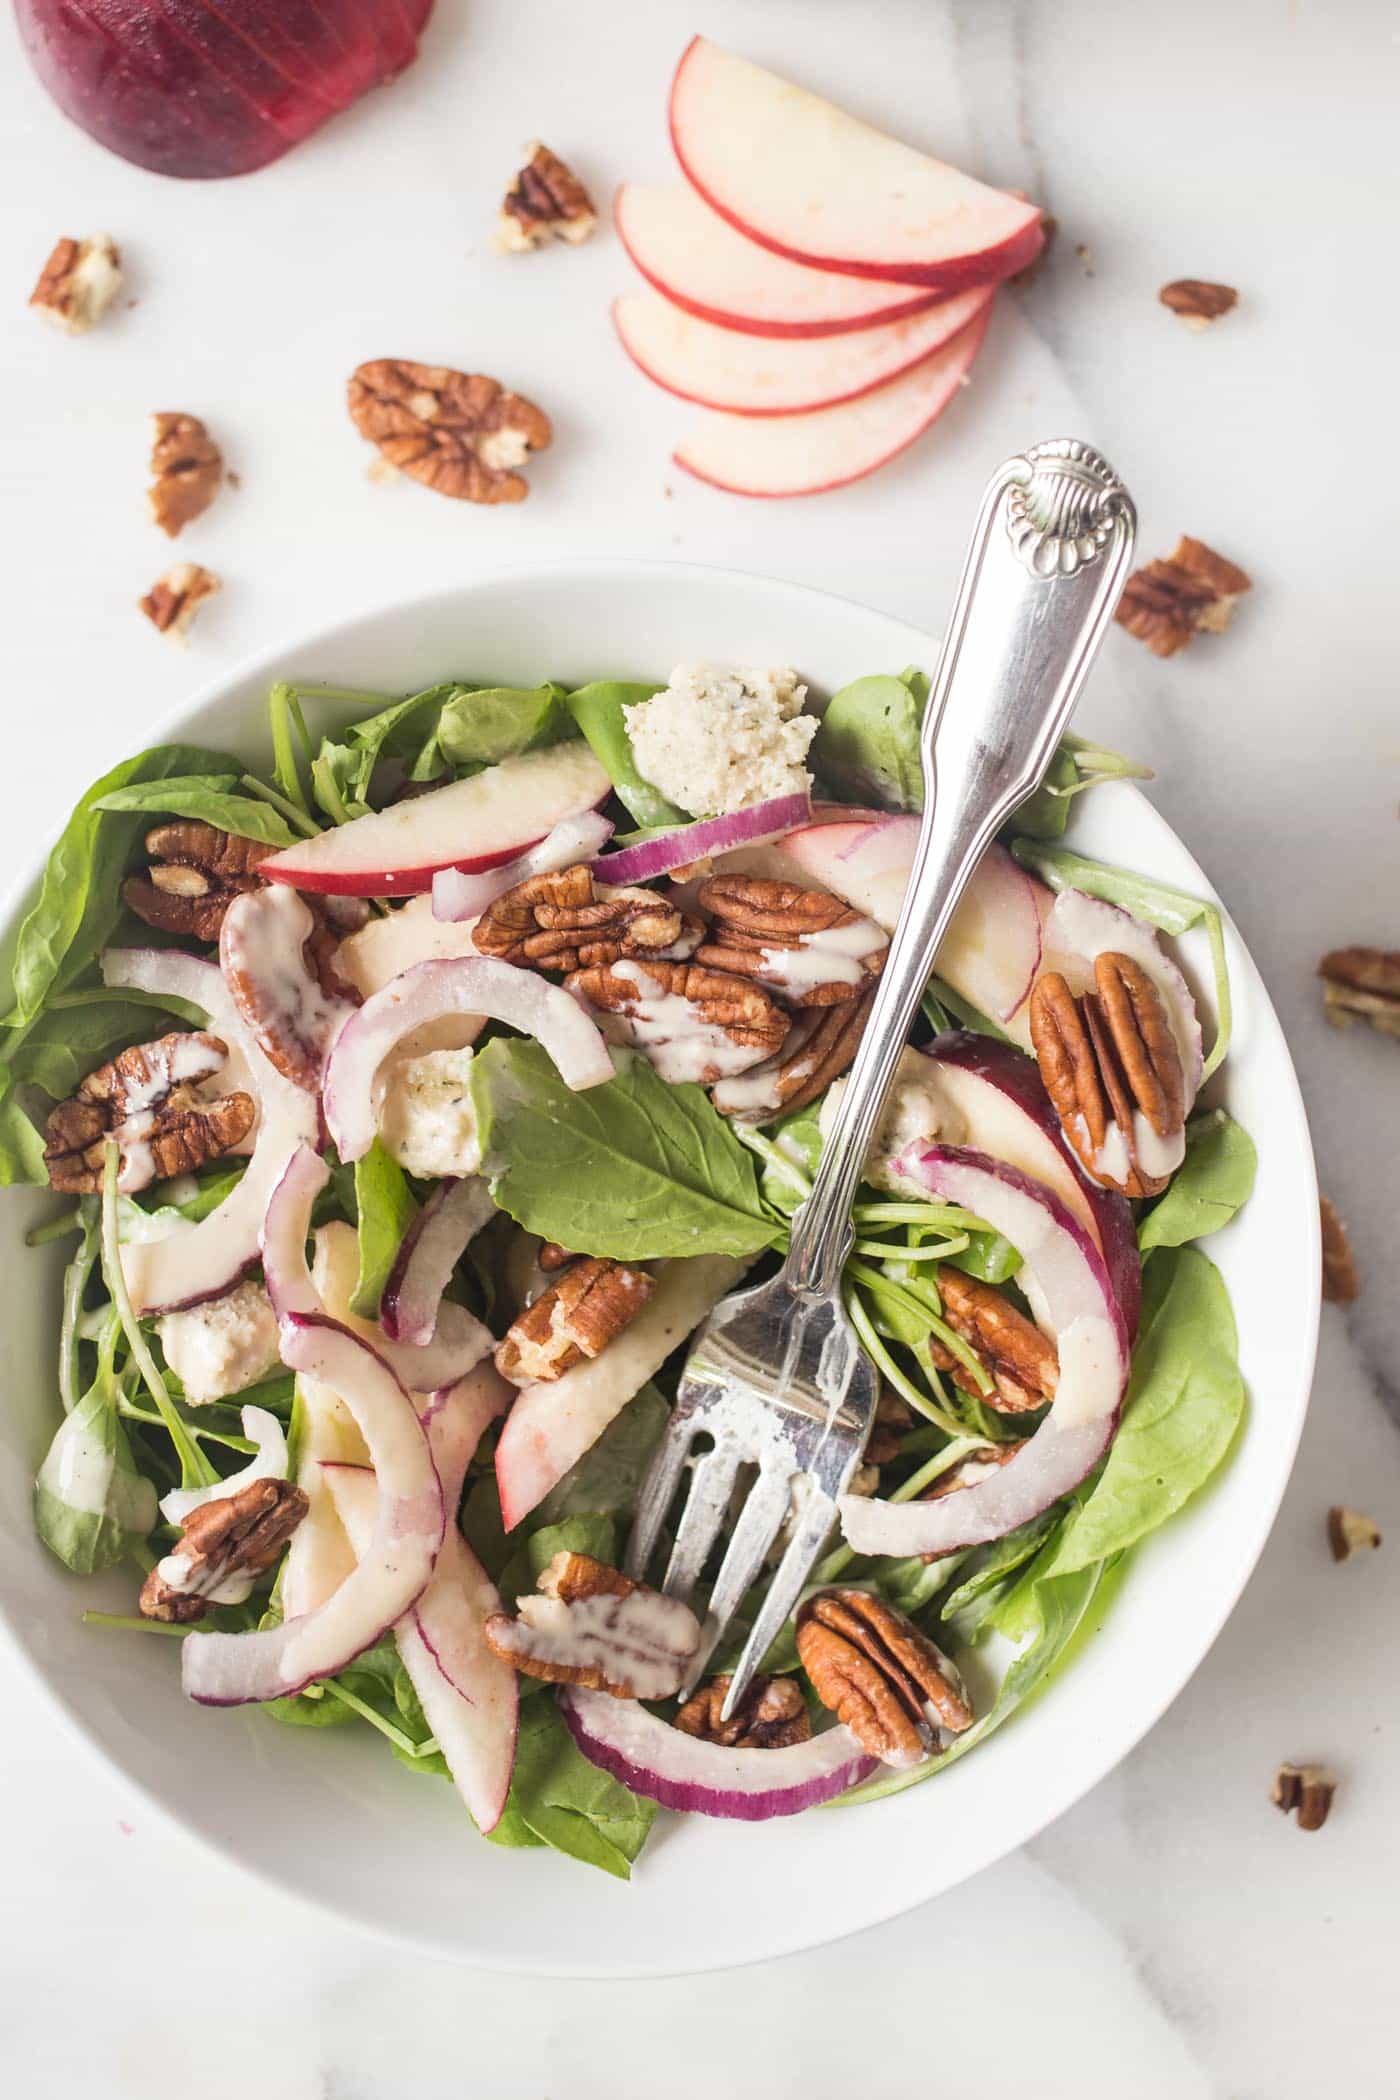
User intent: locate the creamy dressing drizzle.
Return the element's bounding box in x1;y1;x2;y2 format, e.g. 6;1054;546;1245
155;1548;254;1608
755;914;884;996
224;887;353;1088
609;960;765;1084
116;1036;224;1191
517;1588;696;1699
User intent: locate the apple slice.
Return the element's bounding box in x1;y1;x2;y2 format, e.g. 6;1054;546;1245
260;743;612;897
669;39;1044;292
615;183;952;340
615;284;992;417
674;308;990;496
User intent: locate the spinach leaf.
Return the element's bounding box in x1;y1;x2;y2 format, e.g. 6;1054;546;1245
1050;1245;1245;1574
1138;1110;1257;1252
812;669;928;812
533;1384;669;1526
486;1697;655;1878
566;681;688;828
471;1040;778;1260
34;1370;157;1574
94;777;298;847
433;684;576;768
498;1513;618;1611
350;1140;416;1319
312;684;460;815
1012;735;1154;841
5;990;205;1103
939;1507;1061;1628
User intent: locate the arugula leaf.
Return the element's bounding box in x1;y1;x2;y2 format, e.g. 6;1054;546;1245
566;681;688;828
94;777;298;846
433;684;576;768
350;1140;416;1319
1012;734;1154;841
486;1696;656;1879
34;1368;157;1574
1138;1110;1256;1252
812;669;928;812
471;1040;778;1260
1050;1245;1245;1575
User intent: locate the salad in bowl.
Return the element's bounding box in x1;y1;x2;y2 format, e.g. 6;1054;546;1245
1;642;1256;1882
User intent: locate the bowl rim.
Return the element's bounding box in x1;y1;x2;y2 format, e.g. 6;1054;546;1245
0;556;1320;1974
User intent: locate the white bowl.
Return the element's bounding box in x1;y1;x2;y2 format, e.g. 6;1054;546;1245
0;561;1318;1974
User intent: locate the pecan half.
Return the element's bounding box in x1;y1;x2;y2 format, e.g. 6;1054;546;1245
1159;279;1239;329
1327;1504;1381;1561
694;874;887;1009
482;1550;700;1698
30;234;122;333
474;863;702;974
43;1033;255;1194
139;1476;307;1624
675;1674;812;1749
148;412;223;537
138;562;220;638
220;886;358;1090
496;142;597;252
928;1271;1058;1413
1271;1762;1336;1832
1115;536;1252;657
1318;947;1400;1038
567;958;788;1086
123;820;265;942
796;1589;973;1768
1320;1195;1360;1302
1029;956;1186;1197
494;1255;654;1384
711;982;875;1120
347;359;551;504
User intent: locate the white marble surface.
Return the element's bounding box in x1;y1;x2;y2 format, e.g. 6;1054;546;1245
2;0;1397;2089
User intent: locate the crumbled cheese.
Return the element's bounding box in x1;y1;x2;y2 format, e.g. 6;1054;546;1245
819;1047;945;1194
377;1046;482;1178
624;662;817;817
157;1281;282;1407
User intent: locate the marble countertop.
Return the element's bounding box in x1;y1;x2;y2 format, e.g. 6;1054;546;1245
2;0;1396;2090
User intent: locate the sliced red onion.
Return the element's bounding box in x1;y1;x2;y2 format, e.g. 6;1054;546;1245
160;1404;288;1526
590;790;812;887
1043;888;1204;1102
840;1146;1128;1559
101;948;319;1316
380;1177;496;1345
431;811;616;924
324;957;612;1165
181;1313;444;1707
261;1146;494;1390
559;1687;873;1820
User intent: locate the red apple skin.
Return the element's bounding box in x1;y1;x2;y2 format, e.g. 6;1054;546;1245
262;833;547;900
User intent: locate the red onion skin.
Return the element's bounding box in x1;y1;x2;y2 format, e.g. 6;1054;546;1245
15;0;433;179
559;1692;874;1821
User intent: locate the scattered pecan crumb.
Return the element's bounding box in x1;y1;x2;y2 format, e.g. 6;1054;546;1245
1115;537;1252;658
1271;1762;1336;1832
1159;279;1239;329
1320;1195;1360;1302
29;234;122;333
138;562;220;639
675;1674;812;1750
1318;948;1400;1038
496;142;597;252
1327;1505;1381;1561
1074;240;1095;277
1012;213;1058;285
347;359;551;504
148;412;223;537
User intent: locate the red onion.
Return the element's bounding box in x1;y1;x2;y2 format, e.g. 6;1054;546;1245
380;1177;496;1345
431;811;615;924
839;1146;1128;1558
590;790;813;887
559;1688;873;1820
15;0;433;181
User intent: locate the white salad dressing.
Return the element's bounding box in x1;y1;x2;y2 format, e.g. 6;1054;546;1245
606;960;768;1084
755;913;885;996
114;1035;225;1191
155;1548;255;1608
515;1587;697;1700
221;887;354;1089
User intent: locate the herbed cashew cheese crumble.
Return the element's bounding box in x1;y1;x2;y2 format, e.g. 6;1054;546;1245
624;663;818;817
157;1280;282;1406
377;1046;482;1178
820;1048;946;1195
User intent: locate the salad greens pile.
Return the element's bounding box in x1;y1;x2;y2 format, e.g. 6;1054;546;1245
3;658;1255;1880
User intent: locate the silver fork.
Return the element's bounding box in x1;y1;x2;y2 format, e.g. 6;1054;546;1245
625;439;1137;1719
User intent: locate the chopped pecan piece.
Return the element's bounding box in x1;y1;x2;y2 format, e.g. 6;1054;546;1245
1320;1195;1360;1302
123;820;265;942
694;874;887;1008
568;958;788;1086
139;1476;308;1625
797;1589;973;1768
148;412;223;537
1159;279;1239;328
675;1674;812;1749
483;1550;700;1698
1318;947;1400;1038
1271;1762;1336;1832
138;561;220;639
711;982;875;1120
1029;956;1186;1197
474;863;701;973
1327;1505;1381;1561
347;359;551;504
30;234;122;333
1115;536;1252;657
220;886;358;1090
495;1255;654;1385
43;1033;255;1194
865;1387;915;1468
496;142;598;252
928;1271;1058;1413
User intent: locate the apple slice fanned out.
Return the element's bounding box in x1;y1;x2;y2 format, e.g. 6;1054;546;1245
260;743;611;897
615;183;950;340
614;284;992;417
669;38;1044;293
674;306;990;496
